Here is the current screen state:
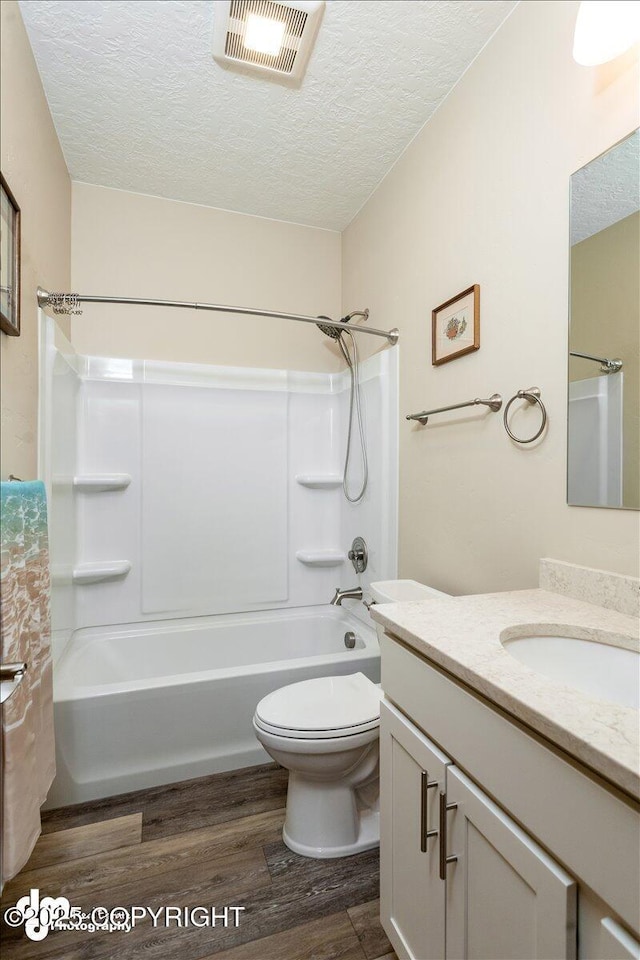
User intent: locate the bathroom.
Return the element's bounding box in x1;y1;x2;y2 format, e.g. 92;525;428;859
0;0;638;957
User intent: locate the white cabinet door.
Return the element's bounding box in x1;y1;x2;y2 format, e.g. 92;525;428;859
599;918;640;960
380;699;451;960
445;766;577;960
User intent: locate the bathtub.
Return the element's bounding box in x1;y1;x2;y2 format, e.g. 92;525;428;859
47;605;380;808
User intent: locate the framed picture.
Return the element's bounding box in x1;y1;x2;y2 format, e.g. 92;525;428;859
1;173;21;337
432;283;479;365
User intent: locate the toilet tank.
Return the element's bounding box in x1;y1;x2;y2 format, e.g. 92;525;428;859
369;579;448;604
367;579;449;642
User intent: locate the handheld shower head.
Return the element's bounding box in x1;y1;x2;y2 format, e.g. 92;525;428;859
315;308;369;341
315;315;345;341
316;315;353;367
316;311;369;504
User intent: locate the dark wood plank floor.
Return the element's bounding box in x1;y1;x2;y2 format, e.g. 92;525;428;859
1;763;396;960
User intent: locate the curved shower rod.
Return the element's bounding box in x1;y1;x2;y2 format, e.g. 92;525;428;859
36;288;399;345
569;351;622;374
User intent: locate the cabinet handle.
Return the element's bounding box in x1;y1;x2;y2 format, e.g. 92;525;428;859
420;772;438;852
438;790;458;879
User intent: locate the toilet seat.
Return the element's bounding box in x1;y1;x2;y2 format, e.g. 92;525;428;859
254;673;381;740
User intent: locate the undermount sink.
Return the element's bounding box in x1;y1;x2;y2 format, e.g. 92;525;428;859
501;630;640;710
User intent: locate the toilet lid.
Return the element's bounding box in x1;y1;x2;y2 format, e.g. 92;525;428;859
255;673;381;734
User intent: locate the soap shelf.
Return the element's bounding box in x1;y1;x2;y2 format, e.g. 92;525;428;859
73;561;132;585
295;475;342;489
296;550;346;567
73;474;132;492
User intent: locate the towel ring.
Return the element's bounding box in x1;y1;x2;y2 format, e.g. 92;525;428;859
503;387;547;444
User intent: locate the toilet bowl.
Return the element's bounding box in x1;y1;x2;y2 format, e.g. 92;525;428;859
253;672;381;858
253;579;449;859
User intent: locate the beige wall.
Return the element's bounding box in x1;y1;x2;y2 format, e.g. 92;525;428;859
570;212;639;508
0;1;71;480
71;183;343;372
5;0;638;585
343;0;640;592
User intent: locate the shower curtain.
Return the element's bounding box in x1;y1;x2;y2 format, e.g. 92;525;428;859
1;481;55;882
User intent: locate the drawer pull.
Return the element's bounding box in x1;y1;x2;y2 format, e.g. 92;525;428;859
438;790;458;879
420;772;438;852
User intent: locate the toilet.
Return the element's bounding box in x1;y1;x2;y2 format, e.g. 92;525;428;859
253;579;448;859
254;672;381;858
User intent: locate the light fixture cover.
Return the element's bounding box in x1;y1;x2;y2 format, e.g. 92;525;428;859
244;13;287;56
573;0;640;65
212;0;325;85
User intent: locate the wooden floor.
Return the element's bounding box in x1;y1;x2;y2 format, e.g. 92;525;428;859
1;763;396;960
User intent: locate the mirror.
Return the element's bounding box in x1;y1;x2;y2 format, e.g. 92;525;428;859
568;129;639;510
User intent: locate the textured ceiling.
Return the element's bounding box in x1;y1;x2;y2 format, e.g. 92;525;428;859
571;129;640;245
19;0;515;230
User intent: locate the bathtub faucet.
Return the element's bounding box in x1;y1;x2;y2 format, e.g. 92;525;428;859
330;586;363;606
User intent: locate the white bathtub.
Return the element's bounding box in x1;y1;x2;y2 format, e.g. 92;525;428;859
47;605;380;808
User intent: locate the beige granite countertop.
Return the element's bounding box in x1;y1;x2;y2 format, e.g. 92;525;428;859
371;588;640;799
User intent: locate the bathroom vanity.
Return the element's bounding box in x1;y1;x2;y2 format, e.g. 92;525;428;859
372;561;640;960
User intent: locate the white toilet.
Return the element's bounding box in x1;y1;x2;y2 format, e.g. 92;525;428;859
253;579;448;859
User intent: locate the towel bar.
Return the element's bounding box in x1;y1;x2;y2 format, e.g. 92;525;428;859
406;394;502;426
0;662;27;680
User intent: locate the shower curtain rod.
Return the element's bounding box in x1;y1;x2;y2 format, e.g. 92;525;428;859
37;288;399;345
569;351;622;374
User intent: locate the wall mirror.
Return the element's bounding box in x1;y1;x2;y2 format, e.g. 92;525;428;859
568;129;639;510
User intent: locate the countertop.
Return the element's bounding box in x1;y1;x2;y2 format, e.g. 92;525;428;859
371;588;640;799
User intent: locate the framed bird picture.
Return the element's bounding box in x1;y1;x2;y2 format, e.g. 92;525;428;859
432;284;479;365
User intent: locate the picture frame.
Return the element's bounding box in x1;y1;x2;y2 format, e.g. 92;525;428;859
1;173;21;337
432;283;479;365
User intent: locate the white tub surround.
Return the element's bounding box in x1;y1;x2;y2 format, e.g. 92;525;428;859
48;606;380;807
38;318;80;651
39;321;398;640
371;562;640;798
39;316;398;806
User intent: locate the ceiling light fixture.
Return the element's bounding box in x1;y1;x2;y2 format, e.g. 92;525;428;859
212;1;325;86
244;12;287;56
573;0;640;65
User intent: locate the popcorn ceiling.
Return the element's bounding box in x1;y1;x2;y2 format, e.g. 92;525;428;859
19;0;515;230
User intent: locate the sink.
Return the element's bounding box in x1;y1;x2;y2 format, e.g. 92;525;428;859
501;632;639;710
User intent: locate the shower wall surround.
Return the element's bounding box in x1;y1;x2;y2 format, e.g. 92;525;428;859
40;316;398;651
40;321;79;646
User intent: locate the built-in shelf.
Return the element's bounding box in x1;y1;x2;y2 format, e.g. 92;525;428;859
72;561;132;585
73;474;132;492
295;474;343;489
295;550;346;567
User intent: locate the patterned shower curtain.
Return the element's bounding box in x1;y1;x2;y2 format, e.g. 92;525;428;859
1;481;55;882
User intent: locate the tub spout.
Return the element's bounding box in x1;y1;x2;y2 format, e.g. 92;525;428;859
330;586;363;606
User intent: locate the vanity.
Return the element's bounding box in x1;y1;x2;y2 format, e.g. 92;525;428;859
371;560;640;960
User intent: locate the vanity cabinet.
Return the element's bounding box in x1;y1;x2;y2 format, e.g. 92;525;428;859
381;700;576;960
380;633;640;960
445;766;576;959
380;700;450;959
599;918;640;960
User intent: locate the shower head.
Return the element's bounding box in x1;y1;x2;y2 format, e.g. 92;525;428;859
316;315;346;341
315;308;369;341
316;315;355;369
